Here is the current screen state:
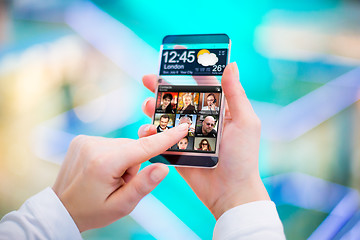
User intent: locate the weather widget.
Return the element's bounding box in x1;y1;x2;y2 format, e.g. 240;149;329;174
159;48;228;76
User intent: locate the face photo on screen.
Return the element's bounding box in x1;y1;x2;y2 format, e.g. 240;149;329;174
178;137;189;150
156;92;178;113
153;113;175;133
195;115;218;138
177;92;199;114
170;136;194;151
153;86;221;155
194;137;216;152
199;92;221;113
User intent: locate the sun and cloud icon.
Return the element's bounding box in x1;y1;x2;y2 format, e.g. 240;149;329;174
197;49;218;66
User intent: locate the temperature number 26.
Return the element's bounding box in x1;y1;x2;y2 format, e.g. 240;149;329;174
212;65;225;72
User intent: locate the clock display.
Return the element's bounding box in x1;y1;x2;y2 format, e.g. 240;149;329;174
160;48;228;76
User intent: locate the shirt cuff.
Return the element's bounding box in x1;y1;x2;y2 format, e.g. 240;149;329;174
26;187;82;240
213;200;285;240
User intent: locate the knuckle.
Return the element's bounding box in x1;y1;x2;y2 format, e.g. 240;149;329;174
70;135;87;147
74;136;104;174
252;115;261;128
133;181;149;198
87;155;104;171
240;114;261;131
86;152;114;176
81;137;95;152
69;135;92;159
71;135;97;152
137;137;152;157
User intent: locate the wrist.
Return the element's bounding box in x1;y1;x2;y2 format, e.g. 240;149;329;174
53;186;86;233
210;174;270;220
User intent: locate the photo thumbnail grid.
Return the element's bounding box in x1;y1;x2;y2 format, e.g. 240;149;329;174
154;85;222;153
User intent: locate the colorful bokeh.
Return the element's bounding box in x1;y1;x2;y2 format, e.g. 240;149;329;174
1;0;360;239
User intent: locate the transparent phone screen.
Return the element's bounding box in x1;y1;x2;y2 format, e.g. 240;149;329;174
160;43;229;85
154;41;230;154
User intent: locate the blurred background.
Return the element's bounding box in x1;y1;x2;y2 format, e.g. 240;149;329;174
1;0;360;239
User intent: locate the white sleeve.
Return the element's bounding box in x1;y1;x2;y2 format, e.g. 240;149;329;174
213;200;286;240
0;187;82;240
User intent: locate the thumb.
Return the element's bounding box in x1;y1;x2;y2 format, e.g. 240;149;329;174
106;163;169;215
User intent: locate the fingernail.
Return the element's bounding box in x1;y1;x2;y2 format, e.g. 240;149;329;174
144;125;151;132
178;123;189;131
150;166;168;182
142;98;151;111
230;62;238;73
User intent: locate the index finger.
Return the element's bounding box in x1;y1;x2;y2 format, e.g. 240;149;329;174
125;124;189;167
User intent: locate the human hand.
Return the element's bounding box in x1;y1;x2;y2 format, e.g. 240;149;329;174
52;124;188;232
139;62;270;220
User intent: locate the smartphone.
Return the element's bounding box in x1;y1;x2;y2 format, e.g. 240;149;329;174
150;34;231;168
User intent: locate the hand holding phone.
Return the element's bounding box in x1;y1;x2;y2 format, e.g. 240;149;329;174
140;63;270;219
